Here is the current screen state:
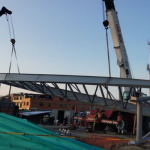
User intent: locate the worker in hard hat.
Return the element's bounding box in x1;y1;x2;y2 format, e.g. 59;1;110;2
0;6;12;17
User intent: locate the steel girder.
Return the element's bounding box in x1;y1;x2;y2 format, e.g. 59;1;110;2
0;73;150;88
1;73;150;116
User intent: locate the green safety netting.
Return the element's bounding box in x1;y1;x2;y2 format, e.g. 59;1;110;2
0;112;104;150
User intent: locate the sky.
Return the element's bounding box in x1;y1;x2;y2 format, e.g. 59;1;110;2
0;0;150;96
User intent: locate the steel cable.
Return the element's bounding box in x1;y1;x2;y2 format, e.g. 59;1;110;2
6;14;11;39
6;14;20;74
6;13;20;100
10;15;15;39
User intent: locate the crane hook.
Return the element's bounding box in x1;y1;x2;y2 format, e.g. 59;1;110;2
10;39;15;45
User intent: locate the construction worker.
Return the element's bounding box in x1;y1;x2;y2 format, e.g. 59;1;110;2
117;112;123;134
93;109;103;131
97;110;103;120
0;6;12;17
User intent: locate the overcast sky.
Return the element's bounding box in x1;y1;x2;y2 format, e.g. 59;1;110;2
0;0;150;96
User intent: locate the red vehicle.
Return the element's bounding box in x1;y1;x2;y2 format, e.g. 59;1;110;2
71;112;87;129
72;109;149;134
85;109;129;133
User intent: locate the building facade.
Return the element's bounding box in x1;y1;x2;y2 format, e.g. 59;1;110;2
7;93;94;111
2;93;100;123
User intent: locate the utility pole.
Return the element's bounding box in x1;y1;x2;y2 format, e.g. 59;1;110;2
147;40;150;96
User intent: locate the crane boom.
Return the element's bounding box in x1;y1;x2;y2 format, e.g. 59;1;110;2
103;0;132;79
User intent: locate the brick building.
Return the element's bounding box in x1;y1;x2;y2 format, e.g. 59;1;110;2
1;93;100;123
5;93;93;111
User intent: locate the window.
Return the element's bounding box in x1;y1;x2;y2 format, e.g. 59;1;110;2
20;103;22;108
27;102;29;105
48;103;51;107
39;102;44;106
20;97;22;100
24;102;26;105
59;98;64;101
14;96;18;100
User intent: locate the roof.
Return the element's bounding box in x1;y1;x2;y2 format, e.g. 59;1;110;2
0;112;104;150
22;111;51;116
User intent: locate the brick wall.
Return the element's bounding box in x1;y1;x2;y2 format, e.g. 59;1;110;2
8;94;101;111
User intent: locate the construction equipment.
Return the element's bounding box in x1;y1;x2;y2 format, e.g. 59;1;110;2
105;0;150;132
103;0;131;79
73;0;150;134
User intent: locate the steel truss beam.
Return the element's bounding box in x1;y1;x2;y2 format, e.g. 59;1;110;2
1;73;150;116
0;73;150;87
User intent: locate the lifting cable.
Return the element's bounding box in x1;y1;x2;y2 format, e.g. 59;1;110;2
102;0;111;99
105;28;111;77
6;14;20;74
102;1;111;77
5;13;20;101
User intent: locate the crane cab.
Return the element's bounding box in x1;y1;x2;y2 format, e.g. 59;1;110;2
123;91;147;101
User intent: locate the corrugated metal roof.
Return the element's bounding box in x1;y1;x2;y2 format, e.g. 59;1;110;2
21;111;51;116
0;113;104;150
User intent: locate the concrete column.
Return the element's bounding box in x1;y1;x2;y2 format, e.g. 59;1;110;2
136;101;143;141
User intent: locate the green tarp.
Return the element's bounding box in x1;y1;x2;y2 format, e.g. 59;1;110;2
0;112;104;150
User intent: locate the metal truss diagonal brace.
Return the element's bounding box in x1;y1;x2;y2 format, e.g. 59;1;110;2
103;86;112;100
99;85;107;106
68;84;78;101
83;84;92;103
44;83;55;96
52;83;65;98
124;87;133;109
31;82;44;93
40;82;46;94
118;86;124;108
65;84;67;98
92;85;98;103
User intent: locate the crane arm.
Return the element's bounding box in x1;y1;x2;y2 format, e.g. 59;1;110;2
103;0;132;79
0;6;12;17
